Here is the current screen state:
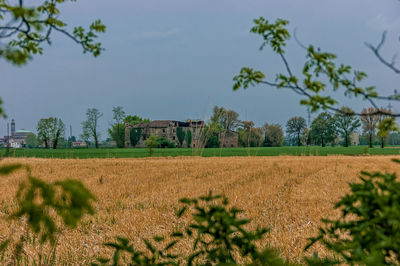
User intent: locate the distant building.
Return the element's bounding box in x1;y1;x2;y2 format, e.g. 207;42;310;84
1;119;32;148
218;130;239;148
72;141;88;148
125;119;240;148
350;132;360;146
125;119;206;148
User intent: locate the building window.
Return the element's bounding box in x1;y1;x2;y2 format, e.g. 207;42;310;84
162;129;166;133
172;136;176;140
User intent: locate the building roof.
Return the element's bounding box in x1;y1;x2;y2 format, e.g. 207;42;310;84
129;120;205;129
16;129;31;133
133;120;177;128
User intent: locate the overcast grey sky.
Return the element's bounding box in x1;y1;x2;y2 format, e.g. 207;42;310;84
1;0;399;139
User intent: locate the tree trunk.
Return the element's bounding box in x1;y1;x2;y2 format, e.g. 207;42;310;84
94;131;99;148
53;133;59;149
297;132;301;146
381;137;384;148
369;134;373;148
321;137;325;147
345;133;349;147
117;124;120;148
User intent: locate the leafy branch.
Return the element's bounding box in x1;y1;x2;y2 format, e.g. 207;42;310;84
233;18;400;117
305;159;400;264
0;0;106;66
0;162;96;263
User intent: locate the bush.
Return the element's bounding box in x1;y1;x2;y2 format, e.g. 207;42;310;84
158;137;175;148
206;135;220;148
145;134;159;156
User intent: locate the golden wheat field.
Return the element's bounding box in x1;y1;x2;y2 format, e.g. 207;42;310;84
0;156;399;264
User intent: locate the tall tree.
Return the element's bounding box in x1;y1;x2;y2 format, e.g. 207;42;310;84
204;121;223;148
108;106;126;148
186;130;192;148
50;118;65;149
377;117;398;148
376;108;392;148
130;128;142;147
210;106;225;124
82;108;103;149
176;127;186;148
37;118;52;148
360;107;381;148
263;123;284;147
25;133;38;148
80;131;91;148
334;107;361;147
124;115;150;125
210;105;240;131
310;112;335;147
238;121;263;147
285;117;307;146
224;110;240;131
37;117;64;149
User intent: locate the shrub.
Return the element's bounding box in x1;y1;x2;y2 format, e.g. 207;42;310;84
145;134;159;156
206;135;220;148
158;137;175;148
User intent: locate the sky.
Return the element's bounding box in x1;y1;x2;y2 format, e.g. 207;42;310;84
1;0;399;139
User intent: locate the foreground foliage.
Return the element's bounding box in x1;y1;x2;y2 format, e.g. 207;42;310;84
306;159;400;265
0;162;96;264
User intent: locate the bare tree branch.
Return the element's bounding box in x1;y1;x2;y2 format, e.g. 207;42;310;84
293;28;307;50
263;52;397;117
365;31;400;74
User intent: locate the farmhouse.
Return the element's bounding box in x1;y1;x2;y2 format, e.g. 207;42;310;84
218;129;239;148
125;120;206;148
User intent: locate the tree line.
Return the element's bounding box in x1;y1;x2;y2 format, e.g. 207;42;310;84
23;107;148;149
287;106;397;148
24;105;399;149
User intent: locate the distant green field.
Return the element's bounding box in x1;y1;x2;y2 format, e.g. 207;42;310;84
2;146;400;159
